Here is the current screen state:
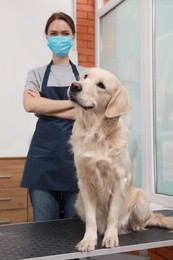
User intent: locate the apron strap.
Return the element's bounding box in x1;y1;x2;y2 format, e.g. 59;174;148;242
42;61;53;89
70;60;80;81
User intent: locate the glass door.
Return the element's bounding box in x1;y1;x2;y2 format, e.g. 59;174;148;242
97;0;173;207
99;0;142;187
154;0;173;196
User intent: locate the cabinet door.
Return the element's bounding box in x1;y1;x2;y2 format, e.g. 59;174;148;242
0;158;25;187
0;188;27;210
0;210;27;224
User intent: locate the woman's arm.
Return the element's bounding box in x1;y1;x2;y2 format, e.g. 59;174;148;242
49;108;75;120
23;89;74;115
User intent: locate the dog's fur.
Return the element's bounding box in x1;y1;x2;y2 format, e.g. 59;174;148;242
68;67;173;252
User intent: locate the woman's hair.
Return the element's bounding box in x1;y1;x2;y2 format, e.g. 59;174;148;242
44;12;75;35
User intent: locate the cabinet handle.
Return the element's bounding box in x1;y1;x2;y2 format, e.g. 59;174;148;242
0;176;12;179
0;198;12;201
0;220;11;224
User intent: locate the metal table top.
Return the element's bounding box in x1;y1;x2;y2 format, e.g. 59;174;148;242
0;210;173;260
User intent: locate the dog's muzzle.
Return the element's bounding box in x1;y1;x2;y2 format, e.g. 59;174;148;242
68;82;94;109
70;82;82;93
68;82;82;103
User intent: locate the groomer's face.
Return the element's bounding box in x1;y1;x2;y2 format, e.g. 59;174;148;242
47;20;73;37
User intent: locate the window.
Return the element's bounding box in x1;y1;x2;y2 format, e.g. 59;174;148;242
154;0;173;197
96;0;173;207
97;0;142;187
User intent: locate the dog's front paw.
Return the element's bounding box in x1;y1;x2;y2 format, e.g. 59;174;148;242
76;238;97;252
102;234;119;248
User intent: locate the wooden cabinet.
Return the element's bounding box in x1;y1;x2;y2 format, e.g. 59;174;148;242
0;158;33;224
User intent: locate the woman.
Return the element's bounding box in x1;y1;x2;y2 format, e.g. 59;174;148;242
21;12;85;222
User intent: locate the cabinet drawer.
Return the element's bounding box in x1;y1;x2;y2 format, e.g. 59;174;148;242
0;209;27;225
0;158;25;187
0;188;27;210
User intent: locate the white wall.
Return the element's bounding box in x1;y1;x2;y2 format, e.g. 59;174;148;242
0;0;76;157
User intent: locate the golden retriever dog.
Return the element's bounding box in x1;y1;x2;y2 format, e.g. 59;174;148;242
68;67;173;252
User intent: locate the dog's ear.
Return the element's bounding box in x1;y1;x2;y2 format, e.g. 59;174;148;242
105;85;132;118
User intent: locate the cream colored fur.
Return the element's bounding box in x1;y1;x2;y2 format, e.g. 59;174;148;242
68;67;173;252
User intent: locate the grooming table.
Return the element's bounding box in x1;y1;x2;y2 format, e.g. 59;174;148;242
0;210;173;260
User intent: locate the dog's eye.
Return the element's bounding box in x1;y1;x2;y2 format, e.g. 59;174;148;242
97;82;105;89
84;74;88;79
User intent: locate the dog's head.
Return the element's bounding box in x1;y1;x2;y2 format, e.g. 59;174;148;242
68;67;132;118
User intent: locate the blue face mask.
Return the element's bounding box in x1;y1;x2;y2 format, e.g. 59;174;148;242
47;36;73;57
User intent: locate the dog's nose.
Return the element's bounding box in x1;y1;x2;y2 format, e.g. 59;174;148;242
70;82;82;92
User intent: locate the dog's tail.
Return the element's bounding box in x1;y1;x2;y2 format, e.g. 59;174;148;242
145;212;173;229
